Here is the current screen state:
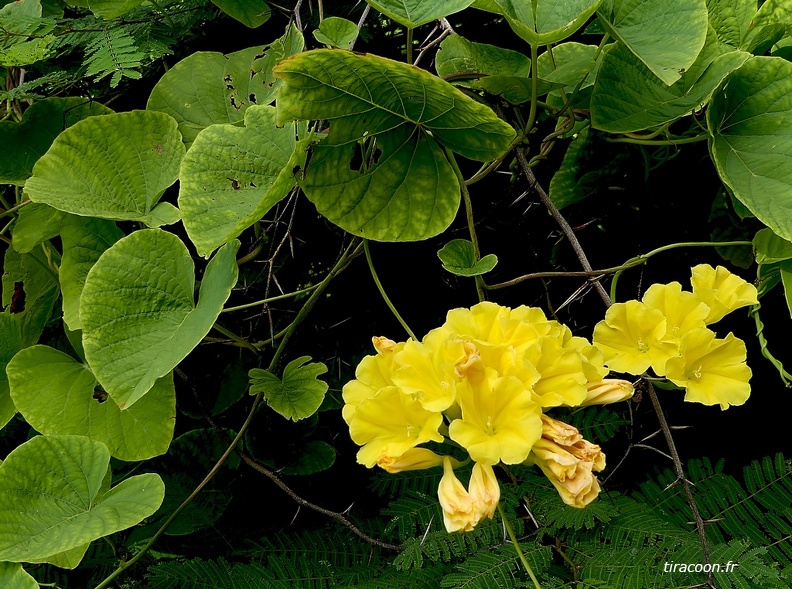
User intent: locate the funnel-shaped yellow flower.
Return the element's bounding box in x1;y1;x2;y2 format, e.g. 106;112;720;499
525;335;588;407
642;282;709;344
448;369;542;465
690;264;758;324
342;337;404;424
592;300;676;375
438;457;478;532
349;386;444;468
665;328;751;409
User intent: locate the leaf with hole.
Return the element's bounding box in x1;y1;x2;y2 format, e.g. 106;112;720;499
80;229;239;409
249;356;329;421
437;239;498;276
147;25;303;148
0;435;164;563
274;49;515;241
24;110;184;227
7;345;175;461
179;105;305;257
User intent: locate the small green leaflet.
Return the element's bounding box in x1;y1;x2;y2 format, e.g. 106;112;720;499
249;356;329;421
437;239;498;276
313;16;358;49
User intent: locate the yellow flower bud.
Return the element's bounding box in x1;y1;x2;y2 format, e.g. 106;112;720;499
438;457;478;533
580;379;634;406
469;462;500;521
376;448;445;473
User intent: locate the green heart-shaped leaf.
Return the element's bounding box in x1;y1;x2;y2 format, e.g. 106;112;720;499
147;25;303;147
365;0;474;28
708;57;792;242
493;0;602;46
591;29;750;132
754;228;792;265
0;435;164;563
313;16;358;49
275;49;515;241
597;0;708;85
24;110;185;227
81;229;239;409
7;345;175;461
0;97;111;185
249;356;328;421
438;239;498;276
178;105;304;257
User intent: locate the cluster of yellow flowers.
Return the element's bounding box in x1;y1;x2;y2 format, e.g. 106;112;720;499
342;302;634;532
592;264;758;409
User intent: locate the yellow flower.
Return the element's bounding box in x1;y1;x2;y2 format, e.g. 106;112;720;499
592;300;677;376
580;379;634;406
342;337;404;424
664;328;751;409
448;369;542;465
376;448;445;473
438;456;478;532
392;326;465;412
690;264;758;324
469;462;500;521
526;416;605;508
523;335;588;407
349;386;444;468
642;282;709;344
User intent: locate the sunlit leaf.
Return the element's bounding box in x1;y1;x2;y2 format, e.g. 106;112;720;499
0;435;164;563
274;49;515;241
7;345;175;461
81;229;239;409
597;0;708;85
249;356;329;421
365;0;474;28
10;202;65;253
179;105;304;257
147;25;303;147
754;228;792;265
707;0;755;47
0;563;37;589
708;57;792;242
24;110;185;227
437;239;498;276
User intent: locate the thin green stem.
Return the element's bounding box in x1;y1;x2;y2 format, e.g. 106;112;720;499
0;198;29;219
210;323;260;354
363;240;417;340
606;134;709;146
750;304;792;386
447;149;486;301
221;284;319;313
406;27;414;64
498;503;542;589
523;43;539;136
465;134;524;186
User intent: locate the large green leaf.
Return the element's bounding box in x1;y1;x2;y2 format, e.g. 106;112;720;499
211;0;270;28
0;435;164;563
365;0;474;28
147;26;303;148
59;215;123;330
249;356;328;421
708;57;792;241
591;29;750;132
24;110;185;226
492;0;602;46
7;345;175;461
179;105;303;257
274;49;515;241
597;0;708;85
10;202;65;253
81;229;240;409
0;97;111;185
0;314;23;429
706;0;757;47
0;563;37;589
